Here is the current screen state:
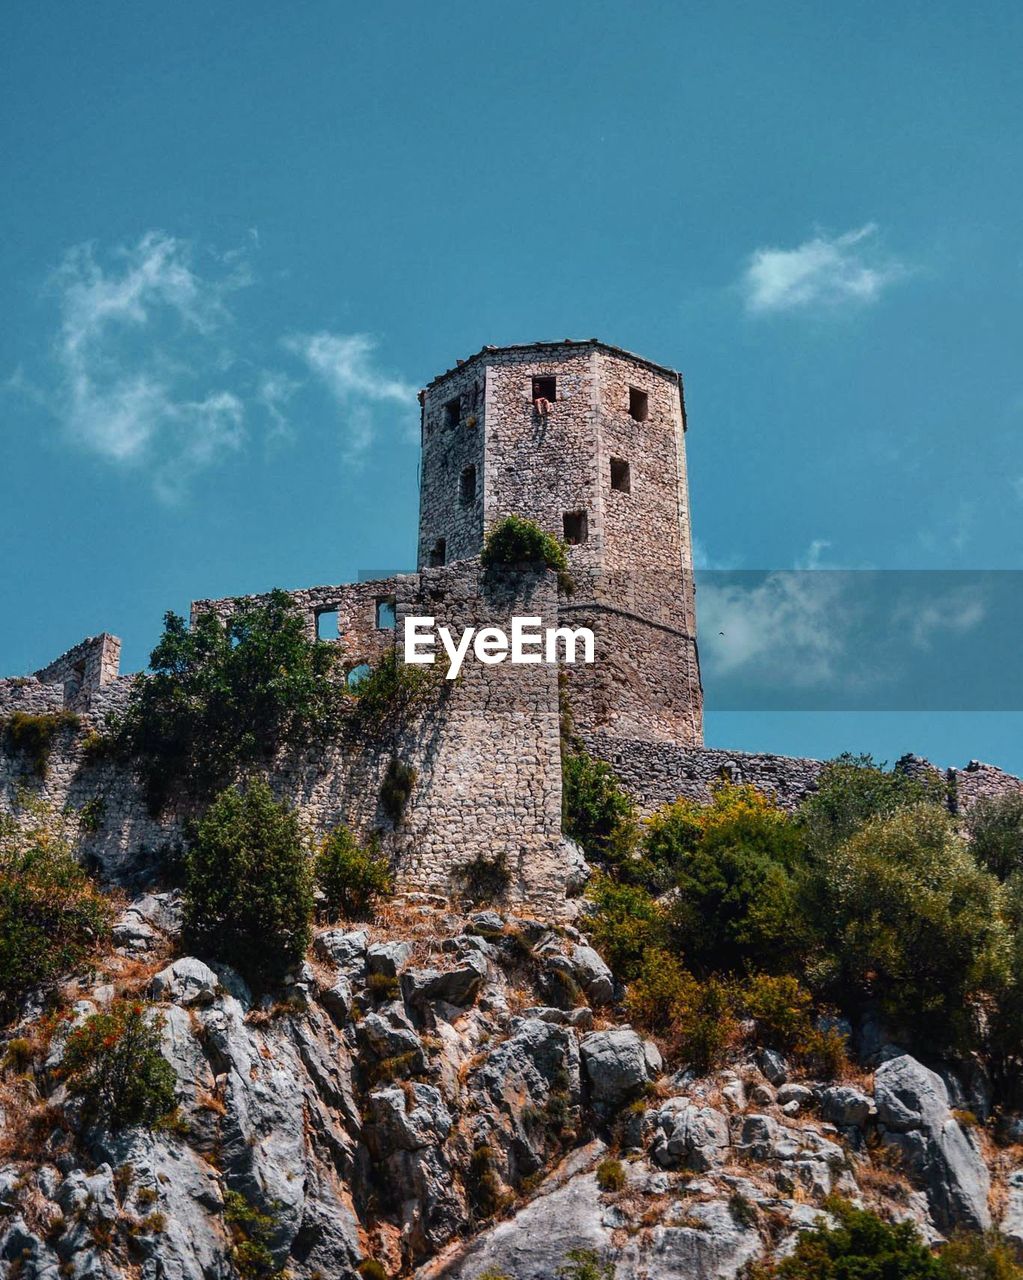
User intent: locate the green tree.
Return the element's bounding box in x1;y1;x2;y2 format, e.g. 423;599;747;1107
649;784;810;975
0;803;112;1023
966;792;1023;882
117;591;346;813
61;1000;177;1130
184;780;314;985
813;804;1008;1046
798;753;946;859
315;824;392;921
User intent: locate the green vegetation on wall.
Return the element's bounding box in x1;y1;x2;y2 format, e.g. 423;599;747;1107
115;590;346;813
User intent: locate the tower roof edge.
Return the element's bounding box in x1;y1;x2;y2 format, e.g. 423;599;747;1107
422;339;682;392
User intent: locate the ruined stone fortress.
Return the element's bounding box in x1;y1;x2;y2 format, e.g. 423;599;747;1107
2;340;1020;910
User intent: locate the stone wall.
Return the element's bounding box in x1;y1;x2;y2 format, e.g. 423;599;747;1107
0;564;577;914
582;731;828;813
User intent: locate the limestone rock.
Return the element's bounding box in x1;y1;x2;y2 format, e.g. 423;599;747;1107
874;1054;991;1232
150;957;220;1007
650;1099;730;1171
581;1028;656;1113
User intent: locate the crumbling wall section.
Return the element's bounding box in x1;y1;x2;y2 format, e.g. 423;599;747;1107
33;633;121;707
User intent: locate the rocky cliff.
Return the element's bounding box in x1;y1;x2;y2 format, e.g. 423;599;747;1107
2;889;1020;1280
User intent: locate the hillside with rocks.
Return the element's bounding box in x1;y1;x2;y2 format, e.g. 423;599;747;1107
2;886;1022;1280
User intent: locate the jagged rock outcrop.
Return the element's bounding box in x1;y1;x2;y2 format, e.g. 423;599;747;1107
874;1054;991;1232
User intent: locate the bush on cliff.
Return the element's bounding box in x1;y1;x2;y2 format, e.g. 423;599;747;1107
184;780;313;986
0;803;112;1024
810;804;1008;1048
648;783;811;976
315;824;392;921
562;749;637;869
481;515;573;592
60;999;177;1129
117;591;346;813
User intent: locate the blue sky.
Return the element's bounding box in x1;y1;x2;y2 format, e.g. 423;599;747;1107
3;2;1022;773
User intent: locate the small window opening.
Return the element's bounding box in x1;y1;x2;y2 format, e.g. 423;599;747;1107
375;597;396;629
316;609;339;641
460;464;477;503
346;662;372;690
532;376;556;405
628;387;649;422
610;458;631;493
429;537;446;567
563;510;588;545
444;397;461;428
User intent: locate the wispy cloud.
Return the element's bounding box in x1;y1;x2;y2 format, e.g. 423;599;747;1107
283;331;418;462
47;231;251;499
742;224;905;315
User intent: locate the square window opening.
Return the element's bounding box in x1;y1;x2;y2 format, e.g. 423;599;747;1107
316;609;339;641
444;396;461;428
628;387;649;422
375;597;397;629
429;537;446;567
460;464;477;503
563;510;588;545
532;375;556;404
610;457;631;493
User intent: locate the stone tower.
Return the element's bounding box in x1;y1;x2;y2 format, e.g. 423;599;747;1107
417;340;702;744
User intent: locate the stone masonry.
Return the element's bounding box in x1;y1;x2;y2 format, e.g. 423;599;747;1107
2;339;1022;912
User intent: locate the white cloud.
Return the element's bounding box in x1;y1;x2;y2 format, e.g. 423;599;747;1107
742;224;905;315
283;331;418;461
47;231;250;497
699;570;851;686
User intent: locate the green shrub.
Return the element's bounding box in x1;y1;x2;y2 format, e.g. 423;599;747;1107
467;1144;509;1219
77;796;105;833
813;805;1008;1048
966;793;1023;882
116;591;346;813
315;825;392;921
3;711;80;778
356;1262;390;1280
798;753;946;859
585;873;669;981
562;749;637;868
624;949;738;1073
481;515;572;592
0;807;112;1023
557;1249;615;1280
453;851;512;906
650;784;810;976
938;1232;1023;1280
223;1190;283;1279
380;757;417;825
183;780;313;986
740;973;848;1078
60;1000;176;1130
596;1157;626;1192
748;1200;946;1280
